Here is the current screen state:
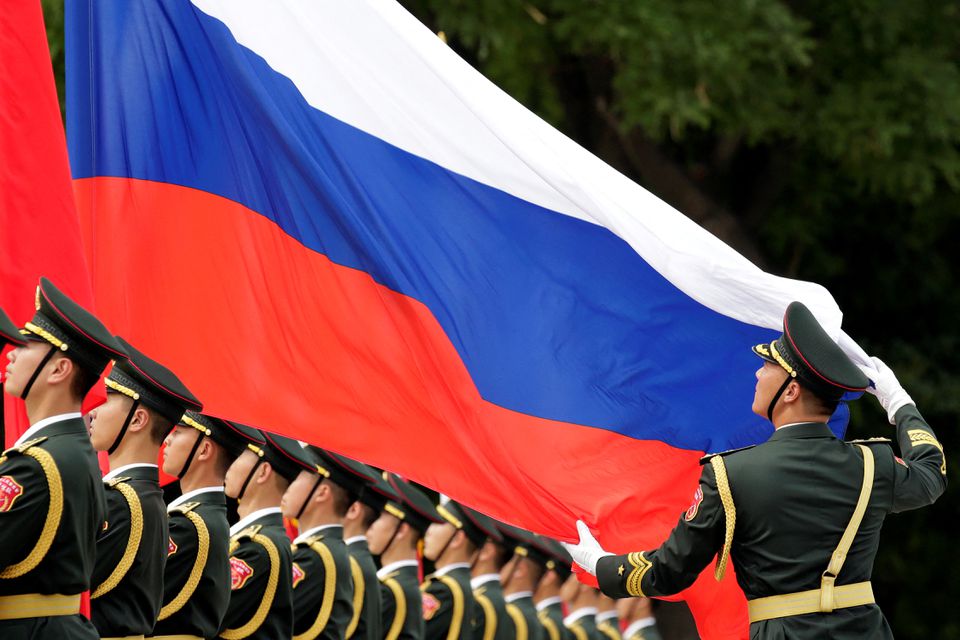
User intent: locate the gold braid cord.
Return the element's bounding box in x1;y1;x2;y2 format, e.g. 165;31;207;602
293;539;338;640
710;456;736;582
92;480;144;598
506;603;527;640
382;577;407;640
568;623;589;640
221;533;281;640
475;592;497;640
625;552;652;597
345;556;364;638
0;447;64;579
157;506;210;620
538;610;560;640
437;576;465;640
598;622;620;640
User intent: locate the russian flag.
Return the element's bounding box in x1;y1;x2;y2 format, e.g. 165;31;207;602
66;1;869;636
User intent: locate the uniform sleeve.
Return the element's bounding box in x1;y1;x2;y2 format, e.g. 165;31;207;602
0;454;47;569
424;577;468;640
597;463;725;598
422;579;453;640
291;543;335;634
161;511;200;603
471;591;497;640
891;404;947;513
220;539;271;631
91;485;132;589
381;576;413;640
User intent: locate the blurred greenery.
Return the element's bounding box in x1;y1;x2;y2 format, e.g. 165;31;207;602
41;0;958;636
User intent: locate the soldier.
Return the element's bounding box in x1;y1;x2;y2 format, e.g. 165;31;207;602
469;521;511;640
0;281;126;638
282;444;378;640
87;336;202;638
422;498;502;640
342;461;400;640
560;574;599;640
151;412;250;639
497;525;547;640
595;595;621;640
218;426;298;639
367;473;443;640
532;539;572;640
565;301;947;638
0;307;27;447
617;598;661;640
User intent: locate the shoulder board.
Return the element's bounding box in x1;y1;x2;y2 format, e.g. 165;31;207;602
232;524;263;541
847;437;892;446
3;437;49;456
700;445;756;465
171;501;201;514
106;476;132;487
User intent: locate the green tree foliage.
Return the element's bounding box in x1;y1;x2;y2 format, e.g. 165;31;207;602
42;1;957;636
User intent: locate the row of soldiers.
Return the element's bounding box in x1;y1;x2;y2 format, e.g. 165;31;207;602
0;279;664;640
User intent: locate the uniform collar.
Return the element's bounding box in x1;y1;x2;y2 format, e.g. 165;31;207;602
377;558;419;579
433;562;471;577
345;534;367;545
230;506;282;536
536;596;562;611
294;523;343;545
471;573;501;589
103;462;158;482
768;421;835;442
15;412;82;446
624;618;656;638
168;485;224;511
505;591;533;603
564;607;598;626
596;611;618;624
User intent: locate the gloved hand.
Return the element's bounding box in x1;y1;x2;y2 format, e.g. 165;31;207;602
560;520;613;576
858;356;914;424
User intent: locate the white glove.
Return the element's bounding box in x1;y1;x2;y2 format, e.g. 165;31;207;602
858;356;914;424
560;520;613;576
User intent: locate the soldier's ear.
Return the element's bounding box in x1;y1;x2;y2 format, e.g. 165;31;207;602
46;352;74;386
782;379;803;404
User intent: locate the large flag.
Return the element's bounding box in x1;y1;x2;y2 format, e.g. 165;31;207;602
0;0;102;448
66;2;869;636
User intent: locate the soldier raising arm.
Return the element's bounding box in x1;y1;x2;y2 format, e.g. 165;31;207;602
563;302;946;639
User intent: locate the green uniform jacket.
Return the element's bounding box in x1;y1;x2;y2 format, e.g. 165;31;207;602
0;416;105;639
346;537;381;640
379;561;423;640
292;525;354;640
597;405;947;639
151;487;232;638
564;609;599;640
422;565;474;640
218;510;294;640
503;594;543;640
471;578;509;640
595;614;620;640
91;464;168;637
535;599;571;640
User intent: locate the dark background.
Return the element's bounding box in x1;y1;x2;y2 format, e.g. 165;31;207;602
41;1;958;637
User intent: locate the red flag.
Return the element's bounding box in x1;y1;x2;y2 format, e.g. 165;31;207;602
0;0;103;450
